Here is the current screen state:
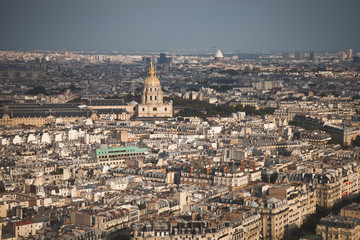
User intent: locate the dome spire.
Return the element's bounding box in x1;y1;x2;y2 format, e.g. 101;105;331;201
149;61;155;76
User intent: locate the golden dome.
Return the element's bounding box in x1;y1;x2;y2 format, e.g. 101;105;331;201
144;62;161;87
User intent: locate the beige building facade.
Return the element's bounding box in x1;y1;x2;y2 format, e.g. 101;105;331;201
137;63;172;118
317;216;360;240
315;163;360;208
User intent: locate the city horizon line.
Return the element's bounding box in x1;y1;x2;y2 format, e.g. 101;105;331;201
0;48;357;55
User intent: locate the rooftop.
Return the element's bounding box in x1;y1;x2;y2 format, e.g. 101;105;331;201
96;146;148;156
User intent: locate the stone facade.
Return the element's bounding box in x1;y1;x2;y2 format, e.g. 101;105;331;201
137;63;172;118
316;216;360;240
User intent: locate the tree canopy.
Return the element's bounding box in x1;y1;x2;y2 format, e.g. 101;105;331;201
26;86;47;95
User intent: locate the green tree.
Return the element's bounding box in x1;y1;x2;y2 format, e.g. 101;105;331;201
0;181;5;193
352;95;360;100
26;86;47;95
123;94;141;102
67;98;89;104
220;69;240;76
69;84;78;91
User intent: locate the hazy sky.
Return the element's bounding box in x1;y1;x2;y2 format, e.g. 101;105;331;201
1;0;360;52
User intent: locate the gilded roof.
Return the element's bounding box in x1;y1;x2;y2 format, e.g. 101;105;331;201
144;62;161;87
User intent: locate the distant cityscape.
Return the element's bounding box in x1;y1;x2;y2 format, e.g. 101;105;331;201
1;48;360;240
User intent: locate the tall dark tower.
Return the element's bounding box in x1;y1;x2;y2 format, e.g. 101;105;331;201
309;52;317;60
159;53;167;64
158;53;171;64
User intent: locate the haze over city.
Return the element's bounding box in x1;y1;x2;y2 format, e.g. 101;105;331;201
2;1;360;240
1;0;360;52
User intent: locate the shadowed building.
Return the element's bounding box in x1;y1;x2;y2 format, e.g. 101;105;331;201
309;52;317;60
0;103;98;126
340;203;360;219
294;51;304;60
158;53;172;64
316;216;360;240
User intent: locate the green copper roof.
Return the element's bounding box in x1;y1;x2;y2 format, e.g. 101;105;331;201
96;146;148;156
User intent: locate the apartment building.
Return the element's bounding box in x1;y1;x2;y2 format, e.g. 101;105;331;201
316;216;360;240
96;146;148;166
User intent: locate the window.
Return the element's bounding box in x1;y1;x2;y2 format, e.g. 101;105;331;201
142;108;145;111
165;108;167;111
150;96;152;100
150;88;152;92
153;107;157;111
155;96;157;100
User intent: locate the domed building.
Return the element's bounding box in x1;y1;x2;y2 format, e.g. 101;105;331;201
214;49;224;62
137;63;173;117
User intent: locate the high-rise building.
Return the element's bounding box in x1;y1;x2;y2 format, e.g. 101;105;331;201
347;49;353;60
282;52;290;60
353;56;360;63
158;53;166;64
142;56;152;63
158;53;172;64
309;52;317;60
339;51;346;62
294;51;304;60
